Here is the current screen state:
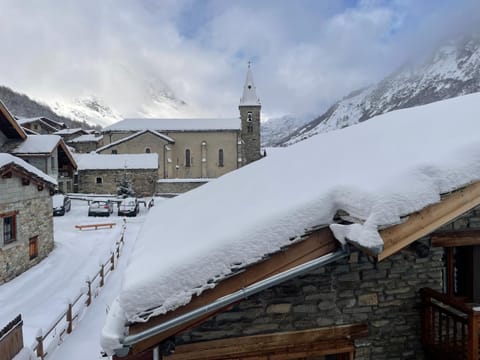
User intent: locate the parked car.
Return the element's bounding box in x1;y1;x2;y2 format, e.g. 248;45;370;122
88;200;114;217
118;197;140;217
52;194;71;216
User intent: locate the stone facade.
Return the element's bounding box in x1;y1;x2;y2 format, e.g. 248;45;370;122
77;168;158;196
180;245;444;359
0;174;54;284
156;179;210;195
239;104;262;164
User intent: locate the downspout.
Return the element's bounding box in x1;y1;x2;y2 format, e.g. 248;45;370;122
115;247;349;356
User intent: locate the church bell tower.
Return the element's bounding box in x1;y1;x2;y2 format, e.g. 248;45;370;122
239;63;261;165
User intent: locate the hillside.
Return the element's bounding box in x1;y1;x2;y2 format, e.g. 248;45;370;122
281;33;480;145
0;85;94;129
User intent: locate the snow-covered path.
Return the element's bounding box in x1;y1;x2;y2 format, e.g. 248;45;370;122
0;198;151;358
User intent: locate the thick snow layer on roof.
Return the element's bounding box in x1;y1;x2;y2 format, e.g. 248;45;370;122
75;153;158;170
103;118;240;132
11;135;61;154
0;153;56;185
68;134;102;143
54;128;85;135
102;93;480;353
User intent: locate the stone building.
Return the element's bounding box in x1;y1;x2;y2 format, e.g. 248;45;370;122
101;94;480;360
17;117;66;135
0;153;56;284
67;133;104;153
0;100;77;193
74;153;158;196
98;66;262;194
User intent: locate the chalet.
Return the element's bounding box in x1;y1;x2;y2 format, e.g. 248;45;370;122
74;153;158;196
98;65;262;194
0;101;77;193
16;116;66;135
101;93;480;360
0;153;56;284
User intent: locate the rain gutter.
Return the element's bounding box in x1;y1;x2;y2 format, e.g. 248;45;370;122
114;247;349;357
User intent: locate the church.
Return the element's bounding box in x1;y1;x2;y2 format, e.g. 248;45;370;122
76;66;262;195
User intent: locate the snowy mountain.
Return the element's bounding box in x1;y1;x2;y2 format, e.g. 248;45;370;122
261;115;312;147
282;33;480;145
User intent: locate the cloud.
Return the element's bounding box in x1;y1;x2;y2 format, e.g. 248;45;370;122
0;0;478;123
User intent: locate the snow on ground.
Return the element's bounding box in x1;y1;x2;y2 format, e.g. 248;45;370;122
0;198;156;359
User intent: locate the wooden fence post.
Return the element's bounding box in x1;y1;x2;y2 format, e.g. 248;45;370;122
100;264;105;287
110;252;115;271
66;302;73;334
467;311;478;360
36;330;44;360
86;279;92;306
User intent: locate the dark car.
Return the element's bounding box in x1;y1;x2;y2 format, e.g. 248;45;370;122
118;197;139;217
88;200;114;217
53;194;71;216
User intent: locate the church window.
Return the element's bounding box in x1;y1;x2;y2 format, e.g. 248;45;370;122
247;112;253;122
185;149;191;167
145;147;151;153
247;124;254;133
96;177;103;184
218;149;224;167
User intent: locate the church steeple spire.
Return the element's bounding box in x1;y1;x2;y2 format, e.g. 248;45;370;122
240;62;261;106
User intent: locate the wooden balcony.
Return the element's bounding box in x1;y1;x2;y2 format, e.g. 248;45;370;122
421;288;480;360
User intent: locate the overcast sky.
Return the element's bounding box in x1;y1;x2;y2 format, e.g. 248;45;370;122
0;0;479;122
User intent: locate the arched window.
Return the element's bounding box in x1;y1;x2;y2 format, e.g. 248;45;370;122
218;149;224;167
145;147;151;153
185;149;191;167
96;177;103;184
247;112;253;122
247;124;254;133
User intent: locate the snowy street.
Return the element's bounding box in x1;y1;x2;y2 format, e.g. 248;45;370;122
0;198;152;359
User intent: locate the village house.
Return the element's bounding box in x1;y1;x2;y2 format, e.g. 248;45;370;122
0;101;77;193
74;153;159;196
0;153;56;284
97;65;262;194
101;93;480;360
53;127;89;142
16;116;66;135
67;133;104;153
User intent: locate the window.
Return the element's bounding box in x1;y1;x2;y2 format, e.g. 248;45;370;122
29;236;38;260
247;112;253;122
247;124;254;133
96;177;103;184
185;149;191;167
111;149;118;154
51;156;55;171
3;214;16;245
145;147;151;153
218;149;224;167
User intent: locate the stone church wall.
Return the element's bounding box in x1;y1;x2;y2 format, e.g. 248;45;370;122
0;175;54;284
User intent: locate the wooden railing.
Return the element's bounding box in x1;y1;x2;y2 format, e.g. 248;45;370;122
31;226;125;359
421;288;480;360
0;315;23;360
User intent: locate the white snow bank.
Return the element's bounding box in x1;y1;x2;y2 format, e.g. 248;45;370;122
102;93;480;354
12;347;36;360
103;118;240;132
74;153;158;170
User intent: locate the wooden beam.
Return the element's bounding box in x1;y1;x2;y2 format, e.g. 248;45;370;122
378;181;480;261
431;230;480;247
168;324;367;360
130;228;339;354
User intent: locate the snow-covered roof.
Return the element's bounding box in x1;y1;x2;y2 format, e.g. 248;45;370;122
17;117;60;132
239;64;261;106
68;134;103;143
54;128;86;135
96;130;173;153
11;135;61;154
102;93;480;351
0;153;56;185
75;153;158;170
103;118;240;132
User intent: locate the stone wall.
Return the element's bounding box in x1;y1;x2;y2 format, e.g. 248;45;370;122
156;180;209;195
77;168;158;196
0;175;54;284
179;243;444;359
